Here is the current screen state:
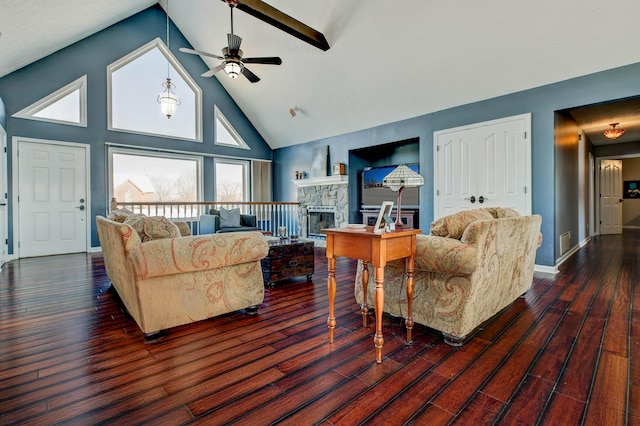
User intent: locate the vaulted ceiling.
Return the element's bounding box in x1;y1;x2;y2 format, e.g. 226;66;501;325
2;0;640;149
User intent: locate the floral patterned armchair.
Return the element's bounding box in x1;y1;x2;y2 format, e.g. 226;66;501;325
355;208;542;346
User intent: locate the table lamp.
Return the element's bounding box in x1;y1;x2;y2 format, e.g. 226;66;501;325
382;164;424;228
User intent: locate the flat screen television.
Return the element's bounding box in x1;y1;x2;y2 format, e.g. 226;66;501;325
361;164;419;209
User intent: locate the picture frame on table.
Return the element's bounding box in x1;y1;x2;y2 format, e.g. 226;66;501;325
373;201;394;233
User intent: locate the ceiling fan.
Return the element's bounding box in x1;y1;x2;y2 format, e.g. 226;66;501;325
180;5;283;83
220;0;330;51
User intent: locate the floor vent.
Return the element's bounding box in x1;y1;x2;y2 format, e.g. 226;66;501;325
560;232;571;255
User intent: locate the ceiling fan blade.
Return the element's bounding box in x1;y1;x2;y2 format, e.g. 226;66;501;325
241;66;260;83
242;56;282;65
227;33;242;53
201;63;226;77
179;47;224;60
234;0;330;51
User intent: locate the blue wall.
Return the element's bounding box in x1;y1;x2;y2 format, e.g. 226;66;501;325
0;5;272;251
274;62;640;267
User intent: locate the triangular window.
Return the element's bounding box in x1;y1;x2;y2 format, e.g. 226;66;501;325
215;106;249;149
107;38;202;141
13;75;87;127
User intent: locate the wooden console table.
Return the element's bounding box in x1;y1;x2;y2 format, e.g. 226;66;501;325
321;226;421;363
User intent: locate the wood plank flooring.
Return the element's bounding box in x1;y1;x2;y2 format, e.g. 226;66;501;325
0;230;638;425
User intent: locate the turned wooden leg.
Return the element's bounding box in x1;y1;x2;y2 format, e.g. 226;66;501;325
327;257;337;343
405;256;415;344
373;266;384;364
361;261;369;327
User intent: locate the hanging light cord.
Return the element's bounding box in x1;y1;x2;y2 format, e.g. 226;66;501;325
166;0;170;78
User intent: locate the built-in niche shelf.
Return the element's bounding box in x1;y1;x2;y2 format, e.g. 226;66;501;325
292;175;348;187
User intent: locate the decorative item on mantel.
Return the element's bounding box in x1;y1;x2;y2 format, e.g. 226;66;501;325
295;171;306;179
332;163;345;176
382;164;424;228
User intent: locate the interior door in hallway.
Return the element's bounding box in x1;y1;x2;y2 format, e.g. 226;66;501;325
0;126;7;268
17;139;89;257
434;113;531;219
599;159;622;235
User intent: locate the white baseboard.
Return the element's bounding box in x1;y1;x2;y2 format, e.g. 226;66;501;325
534;264;559;274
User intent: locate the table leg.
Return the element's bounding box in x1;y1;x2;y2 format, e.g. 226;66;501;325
405;256;415;344
374;266;384;364
361;260;369;327
327;257;337;343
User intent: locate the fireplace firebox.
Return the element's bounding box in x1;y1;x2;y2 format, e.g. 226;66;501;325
307;206;336;238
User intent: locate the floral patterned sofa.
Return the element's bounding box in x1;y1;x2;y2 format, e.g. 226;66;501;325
96;214;269;340
355;208;542;346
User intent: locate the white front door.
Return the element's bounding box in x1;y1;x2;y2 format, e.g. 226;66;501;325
0;126;8;268
599;159;623;235
435;113;531;219
17;139;89;257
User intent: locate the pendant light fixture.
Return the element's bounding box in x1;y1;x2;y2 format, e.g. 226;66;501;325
157;0;180;118
603;122;625;139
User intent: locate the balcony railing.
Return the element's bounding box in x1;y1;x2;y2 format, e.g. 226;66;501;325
110;198;300;236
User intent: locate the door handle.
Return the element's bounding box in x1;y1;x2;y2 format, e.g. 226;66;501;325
0;202;6;206
464;196;476;203
478;196;488;204
76;205;85;211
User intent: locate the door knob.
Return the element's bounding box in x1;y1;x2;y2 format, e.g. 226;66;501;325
464;196;476;203
478;196;488;204
76;205;85;211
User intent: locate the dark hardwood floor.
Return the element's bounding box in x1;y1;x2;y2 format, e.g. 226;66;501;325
0;231;638;425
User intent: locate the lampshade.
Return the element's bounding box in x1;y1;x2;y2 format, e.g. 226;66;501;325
382;164;424;191
382;164;424;228
604;123;625;139
225;62;242;78
157;77;180;119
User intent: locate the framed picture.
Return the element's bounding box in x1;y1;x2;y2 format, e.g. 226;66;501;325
373;201;394;233
624;180;640;199
332;163;345;175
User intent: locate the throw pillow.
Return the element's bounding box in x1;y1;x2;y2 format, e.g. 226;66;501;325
219;207;241;228
481;207;520;219
124;215;180;242
430;209;494;239
107;207;135;223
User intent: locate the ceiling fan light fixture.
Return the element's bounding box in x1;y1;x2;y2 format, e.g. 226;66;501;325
604;122;625;139
224;61;242;78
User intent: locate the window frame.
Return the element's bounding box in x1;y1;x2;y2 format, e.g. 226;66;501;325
12;75;87;127
108;146;204;205
107;38;203;142
214;158;251;202
214;106;250;150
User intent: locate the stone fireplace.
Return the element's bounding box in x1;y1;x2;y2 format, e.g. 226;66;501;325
293;176;348;244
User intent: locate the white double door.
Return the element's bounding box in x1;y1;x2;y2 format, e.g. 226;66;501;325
434;114;531;219
16;138;89;258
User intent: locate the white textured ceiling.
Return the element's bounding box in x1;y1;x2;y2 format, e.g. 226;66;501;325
3;0;640;149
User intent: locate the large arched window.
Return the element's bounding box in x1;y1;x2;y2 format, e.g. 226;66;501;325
107;38;202;141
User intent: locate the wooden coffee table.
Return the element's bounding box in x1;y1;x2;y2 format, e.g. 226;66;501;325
261;238;314;286
321;226;421;363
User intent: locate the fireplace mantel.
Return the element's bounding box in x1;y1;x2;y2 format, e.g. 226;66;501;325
292;175;348;187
